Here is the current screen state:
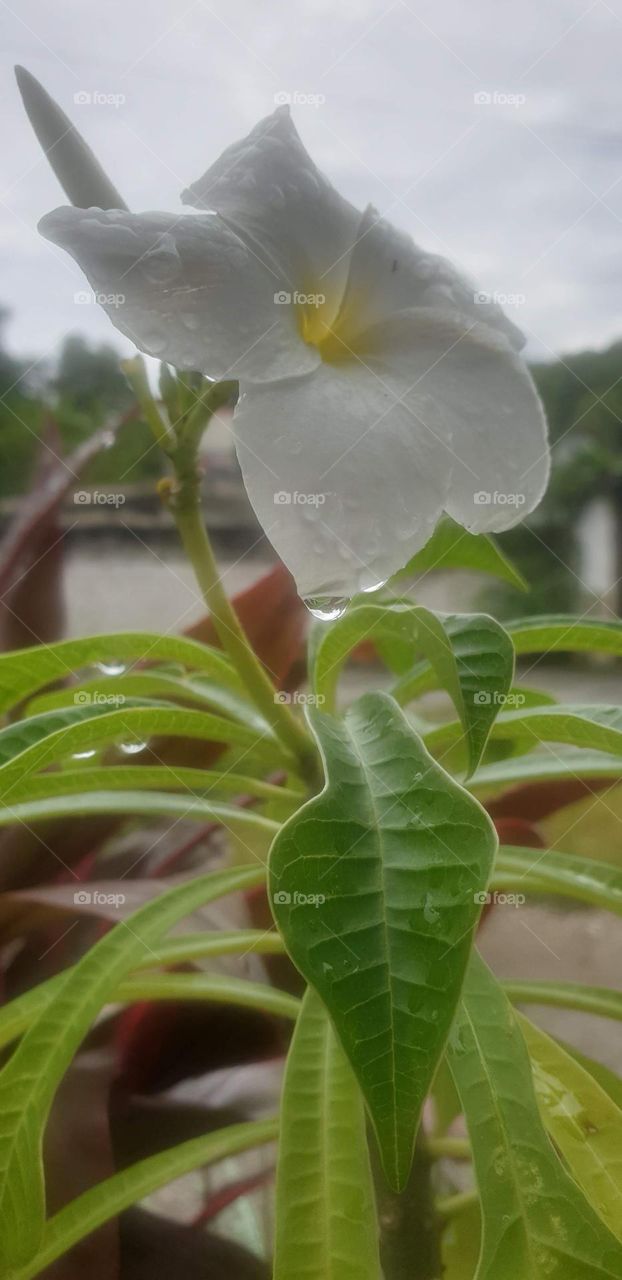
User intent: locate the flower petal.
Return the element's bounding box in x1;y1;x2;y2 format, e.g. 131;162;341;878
332;204;525;352
39;206;319;382
181;107;360;326
233;363;448;601
232;310;548;599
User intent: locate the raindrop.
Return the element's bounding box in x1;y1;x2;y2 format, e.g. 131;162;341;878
96;660;126;676
362;578;387;595
119;739;147;756
72;749;97;761
423;895;440;925
303;596;350;622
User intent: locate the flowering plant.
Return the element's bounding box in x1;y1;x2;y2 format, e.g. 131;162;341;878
0;69;620;1280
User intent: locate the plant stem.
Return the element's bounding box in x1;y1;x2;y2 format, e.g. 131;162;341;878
124;358;320;787
427;1136;472;1161
170;484;319;784
436;1188;478;1219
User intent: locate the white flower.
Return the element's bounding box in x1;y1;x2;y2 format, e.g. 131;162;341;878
40;107;549;607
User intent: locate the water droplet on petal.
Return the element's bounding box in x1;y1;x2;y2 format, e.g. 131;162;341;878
303;596;350;622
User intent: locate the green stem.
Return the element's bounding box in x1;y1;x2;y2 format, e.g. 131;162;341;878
427;1136;472;1161
436;1189;478;1219
125;358;320;788
171;489;319;784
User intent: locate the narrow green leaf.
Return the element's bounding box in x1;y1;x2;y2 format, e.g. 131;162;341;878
0;699;158;768
494;846;622;915
0;863;265;1269
556;1044;622;1111
505;980;622;1023
426;704;622;762
509;616;622;659
27;671;268;733
312;603;513;775
274;988;381;1279
0;929;286;1051
116;971;299;1020
0;790;281;834
470;749;622;793
4;765;301;810
0;631;239;714
394;517;527;591
447;952;622;1279
270;692;497;1190
11;1119;278;1280
0;705;289;797
518;1015;622;1240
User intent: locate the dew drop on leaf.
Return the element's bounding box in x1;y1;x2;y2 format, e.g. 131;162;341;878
119;739;147;755
96;660;126;676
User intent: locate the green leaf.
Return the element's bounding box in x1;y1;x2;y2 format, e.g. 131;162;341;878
518;1015;622;1241
274;988;381;1279
394;517;527;591
11;1119;278;1280
0;699;158;767
494;846;622;915
27;671;268;733
15;65;128;210
447;952;622;1279
556;1044;622;1111
270;692;497;1190
0;790;281;834
426;704;622;762
504;980;622;1023
0;863;266;1270
442;1201;483;1280
471;749;622;794
0;705;289;797
0;631;239;714
312;603;514;775
116;971;299;1020
0;929;287;1051
509;616;622;659
4;765;301;811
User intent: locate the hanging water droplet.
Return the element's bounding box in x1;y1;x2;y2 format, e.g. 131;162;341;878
72;749;97;761
119;739;147;756
96;660;126;677
303;595;350;622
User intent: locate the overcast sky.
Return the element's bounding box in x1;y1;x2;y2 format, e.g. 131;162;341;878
1;0;622;375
